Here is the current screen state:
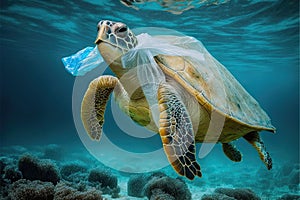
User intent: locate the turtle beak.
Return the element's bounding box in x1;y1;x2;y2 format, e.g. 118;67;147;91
95;25;107;44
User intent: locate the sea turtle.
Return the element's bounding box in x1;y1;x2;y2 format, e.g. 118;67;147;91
81;20;275;180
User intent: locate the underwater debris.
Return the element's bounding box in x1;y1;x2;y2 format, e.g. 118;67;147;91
60;163;87;183
144;176;192;200
43;144;64;161
54;181;103;200
18;154;60;185
88;168;119;197
8;179;55;200
4;166;22;183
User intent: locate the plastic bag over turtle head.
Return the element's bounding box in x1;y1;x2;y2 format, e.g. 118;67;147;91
61;28;205;78
120;33;205;126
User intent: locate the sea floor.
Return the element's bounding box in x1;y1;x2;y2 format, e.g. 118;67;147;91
0;144;299;200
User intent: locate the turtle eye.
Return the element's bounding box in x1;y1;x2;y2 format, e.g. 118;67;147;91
97;21;103;32
116;26;128;33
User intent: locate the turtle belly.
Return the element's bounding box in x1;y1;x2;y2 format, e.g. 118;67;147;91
126;96;159;133
193;104;258;143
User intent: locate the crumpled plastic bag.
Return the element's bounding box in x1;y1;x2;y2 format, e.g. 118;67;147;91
62;46;103;76
61;33;204;78
121;33;205;124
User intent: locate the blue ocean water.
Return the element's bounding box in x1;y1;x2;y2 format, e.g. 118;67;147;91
0;0;299;199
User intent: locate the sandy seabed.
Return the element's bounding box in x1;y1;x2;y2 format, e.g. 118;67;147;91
0;144;299;200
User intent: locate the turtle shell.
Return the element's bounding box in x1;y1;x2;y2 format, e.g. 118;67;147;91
154;35;275;132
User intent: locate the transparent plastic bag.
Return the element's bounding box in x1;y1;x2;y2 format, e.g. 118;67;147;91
122;34;205;90
61;33;204;78
62;46;103;76
121;33;205;124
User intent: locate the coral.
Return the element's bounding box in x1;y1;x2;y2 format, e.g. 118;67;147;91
54;181;103;200
277;194;300;200
127;174;149;197
0;176;9;199
201;188;261;200
43;144;63;161
0;159;6;175
60;163;87;182
87;168;119;197
8;179;54;200
214;188;260;200
18;154;60;184
144;176;191;200
88;169;118;190
61;163;87;178
127;171;167;197
4;166;22;182
108;186;121;198
201;193;235;200
150;188;176;200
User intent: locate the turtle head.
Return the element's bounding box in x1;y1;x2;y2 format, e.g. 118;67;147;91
95;20;137;72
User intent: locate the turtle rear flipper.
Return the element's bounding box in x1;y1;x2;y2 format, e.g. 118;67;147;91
222;143;242;162
158;83;202;180
243;131;272;170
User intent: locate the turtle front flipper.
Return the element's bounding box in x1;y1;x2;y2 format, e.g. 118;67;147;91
81;75;129;141
243;131;272;170
222;143;242;162
157;83;202;180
